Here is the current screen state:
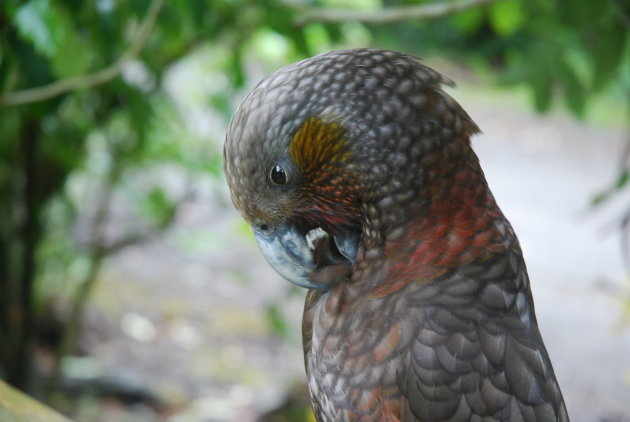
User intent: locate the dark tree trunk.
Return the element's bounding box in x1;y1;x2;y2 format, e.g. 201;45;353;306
7;119;42;391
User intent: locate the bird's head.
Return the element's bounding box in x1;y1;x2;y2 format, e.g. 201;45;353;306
224;49;484;291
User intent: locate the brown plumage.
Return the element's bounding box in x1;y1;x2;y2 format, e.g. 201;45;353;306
224;49;569;421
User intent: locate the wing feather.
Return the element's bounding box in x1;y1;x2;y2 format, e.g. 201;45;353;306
394;251;568;421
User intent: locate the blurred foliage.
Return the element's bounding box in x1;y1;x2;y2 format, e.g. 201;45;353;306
368;0;630;118
0;0;628;418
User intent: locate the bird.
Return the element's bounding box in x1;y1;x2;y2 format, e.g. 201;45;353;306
224;49;569;422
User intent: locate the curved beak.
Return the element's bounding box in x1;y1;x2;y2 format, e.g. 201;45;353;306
254;223;359;290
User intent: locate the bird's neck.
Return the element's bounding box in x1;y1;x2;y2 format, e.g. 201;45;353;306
366;153;514;297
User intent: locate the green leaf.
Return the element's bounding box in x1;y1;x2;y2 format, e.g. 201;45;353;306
266;303;289;338
8;30;56;91
139;187;175;227
40;119;85;172
14;0;63;57
591;190;609;206
558;53;586;117
590;20;627;91
592;170;630;206
450;7;484;34
49;5;92;78
264;1;310;56
304;24;330;52
229;49;245;88
616;170;629;189
209;94;231;118
235;220;255;243
564;0;606;27
528;67;553;113
167;0;208;29
323;23;343;44
489;0;525;38
289;29;311;57
203;152;223;177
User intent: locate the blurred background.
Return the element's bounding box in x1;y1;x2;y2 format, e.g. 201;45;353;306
1;0;629;421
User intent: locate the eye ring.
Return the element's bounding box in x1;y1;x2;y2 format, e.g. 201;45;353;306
270;163;288;185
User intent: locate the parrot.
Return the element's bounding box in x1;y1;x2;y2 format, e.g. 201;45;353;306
224;49;569;422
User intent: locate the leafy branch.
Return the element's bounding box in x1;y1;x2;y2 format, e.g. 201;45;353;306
288;0;503;26
0;0;164;107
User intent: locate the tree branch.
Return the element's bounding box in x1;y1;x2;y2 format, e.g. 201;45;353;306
0;0;164;107
291;0;502;26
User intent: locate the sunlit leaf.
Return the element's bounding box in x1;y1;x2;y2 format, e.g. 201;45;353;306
304;24;330;53
489;0;524;38
252;29;291;62
14;0;63;57
235;219;255;242
49;5;92;78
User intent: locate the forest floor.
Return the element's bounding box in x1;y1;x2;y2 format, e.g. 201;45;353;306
67;71;630;422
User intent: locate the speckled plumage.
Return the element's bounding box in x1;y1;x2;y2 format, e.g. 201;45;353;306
224;49;569;421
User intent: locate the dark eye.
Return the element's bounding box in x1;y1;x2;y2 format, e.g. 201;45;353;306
270;164;287;185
